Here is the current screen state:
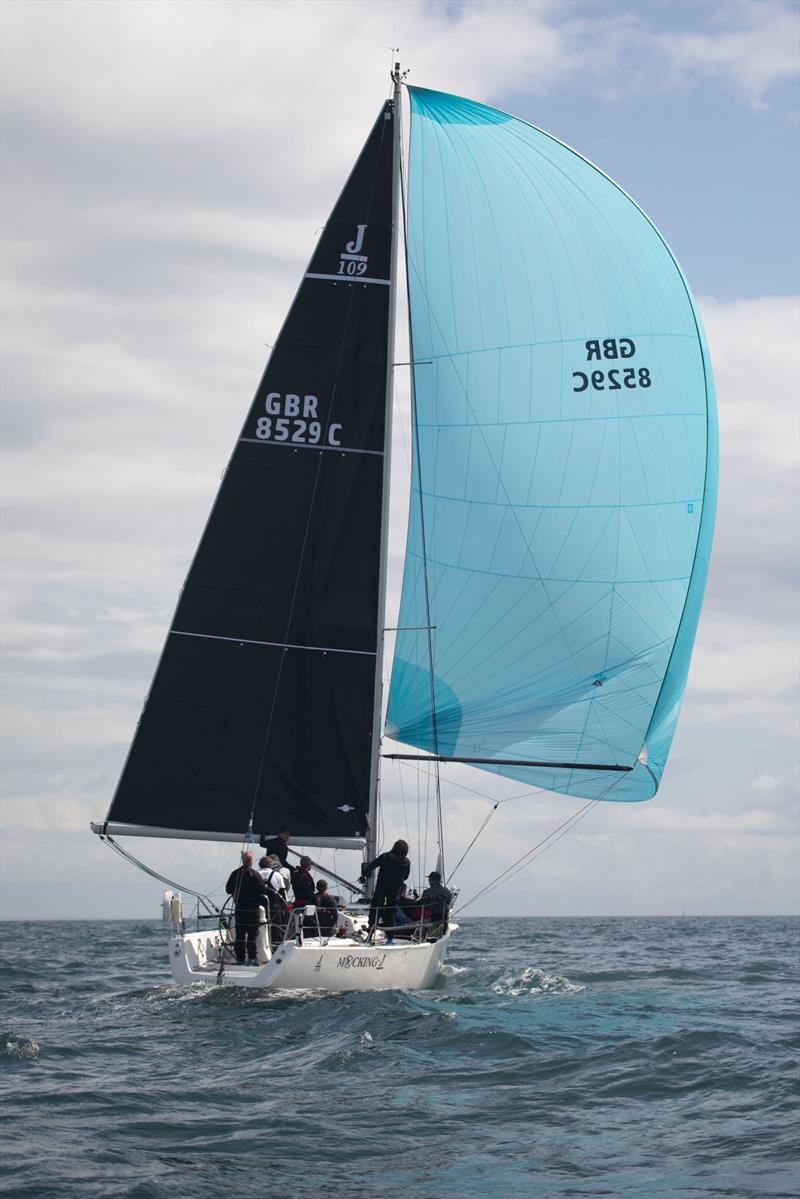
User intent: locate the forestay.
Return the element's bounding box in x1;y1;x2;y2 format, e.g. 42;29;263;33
386;88;718;801
106;101;396;841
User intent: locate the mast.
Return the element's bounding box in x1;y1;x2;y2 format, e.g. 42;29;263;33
365;62;403;874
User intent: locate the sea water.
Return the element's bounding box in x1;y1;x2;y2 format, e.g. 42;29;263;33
1;917;798;1199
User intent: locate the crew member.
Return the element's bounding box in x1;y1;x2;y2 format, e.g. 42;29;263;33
259;854;288;946
259;854;287;899
225;850;269;965
291;855;316;907
259;826;291;868
360;839;410;939
419;871;452;925
314;879;339;934
394;883;416;926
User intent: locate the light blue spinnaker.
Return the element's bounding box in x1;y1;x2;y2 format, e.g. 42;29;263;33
385;88;718;801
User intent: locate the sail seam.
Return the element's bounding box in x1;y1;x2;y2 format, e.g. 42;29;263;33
170;630;376;656
305;272;390;285
238;438;384;457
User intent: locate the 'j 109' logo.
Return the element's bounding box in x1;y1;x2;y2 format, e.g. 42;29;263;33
337;224;368;276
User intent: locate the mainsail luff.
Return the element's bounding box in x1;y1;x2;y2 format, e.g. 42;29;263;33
386;87;717;803
104;101;397;842
364;69;403;871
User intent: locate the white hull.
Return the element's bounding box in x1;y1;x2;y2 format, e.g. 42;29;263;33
169;926;454;991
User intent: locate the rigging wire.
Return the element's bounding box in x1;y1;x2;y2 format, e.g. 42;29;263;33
393;757;616;884
396;762;412;859
454;773;624;914
100;836;220;916
447;802;499;882
453;799;599;914
395;756;582;807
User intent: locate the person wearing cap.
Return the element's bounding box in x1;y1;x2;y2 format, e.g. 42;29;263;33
419;872;452;925
359;839;411;939
290;855;316;908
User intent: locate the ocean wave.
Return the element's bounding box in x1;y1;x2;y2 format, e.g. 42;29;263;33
2;917;797;1199
492;966;585;996
3;1032;40;1061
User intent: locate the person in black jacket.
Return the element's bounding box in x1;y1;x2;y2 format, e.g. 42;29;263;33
291;855;316;908
360;840;410;939
225;851;269;964
419;872;452;924
314;880;339;934
259;827;290;868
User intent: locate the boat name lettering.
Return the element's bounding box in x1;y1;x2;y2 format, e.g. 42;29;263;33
256;394;342;447
336;953;387;970
338;224;369;276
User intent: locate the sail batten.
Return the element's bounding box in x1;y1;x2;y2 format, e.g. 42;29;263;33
385;755;633;772
386;87;717;803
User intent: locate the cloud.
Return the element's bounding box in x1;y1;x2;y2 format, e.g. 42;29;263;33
686;295;800;738
656;0;800;109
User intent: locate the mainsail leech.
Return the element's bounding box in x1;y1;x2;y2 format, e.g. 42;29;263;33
386;87;718;802
105;101;397;841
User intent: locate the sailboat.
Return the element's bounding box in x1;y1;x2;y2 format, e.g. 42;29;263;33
91;66;718;991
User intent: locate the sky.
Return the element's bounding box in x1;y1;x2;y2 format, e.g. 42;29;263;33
1;0;798;920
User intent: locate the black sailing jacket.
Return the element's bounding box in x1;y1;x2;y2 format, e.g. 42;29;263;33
362;851;411;901
259;835;289;867
225;865;268;912
291;868;316;907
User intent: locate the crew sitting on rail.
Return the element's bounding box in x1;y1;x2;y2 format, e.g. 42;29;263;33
418;872;452;925
314;880;339;934
394;884;416;926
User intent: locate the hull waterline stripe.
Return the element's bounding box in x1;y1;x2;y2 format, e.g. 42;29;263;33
170;630;376;656
305;273;390;285
384;754;633;772
238;438;384;457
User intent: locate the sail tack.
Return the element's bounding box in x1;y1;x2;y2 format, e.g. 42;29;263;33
107;101;397;840
386;88;718;802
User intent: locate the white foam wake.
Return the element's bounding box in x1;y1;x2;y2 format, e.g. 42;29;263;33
492;966;584;996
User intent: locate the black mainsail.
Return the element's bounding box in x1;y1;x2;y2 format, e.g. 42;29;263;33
103;101;397;843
